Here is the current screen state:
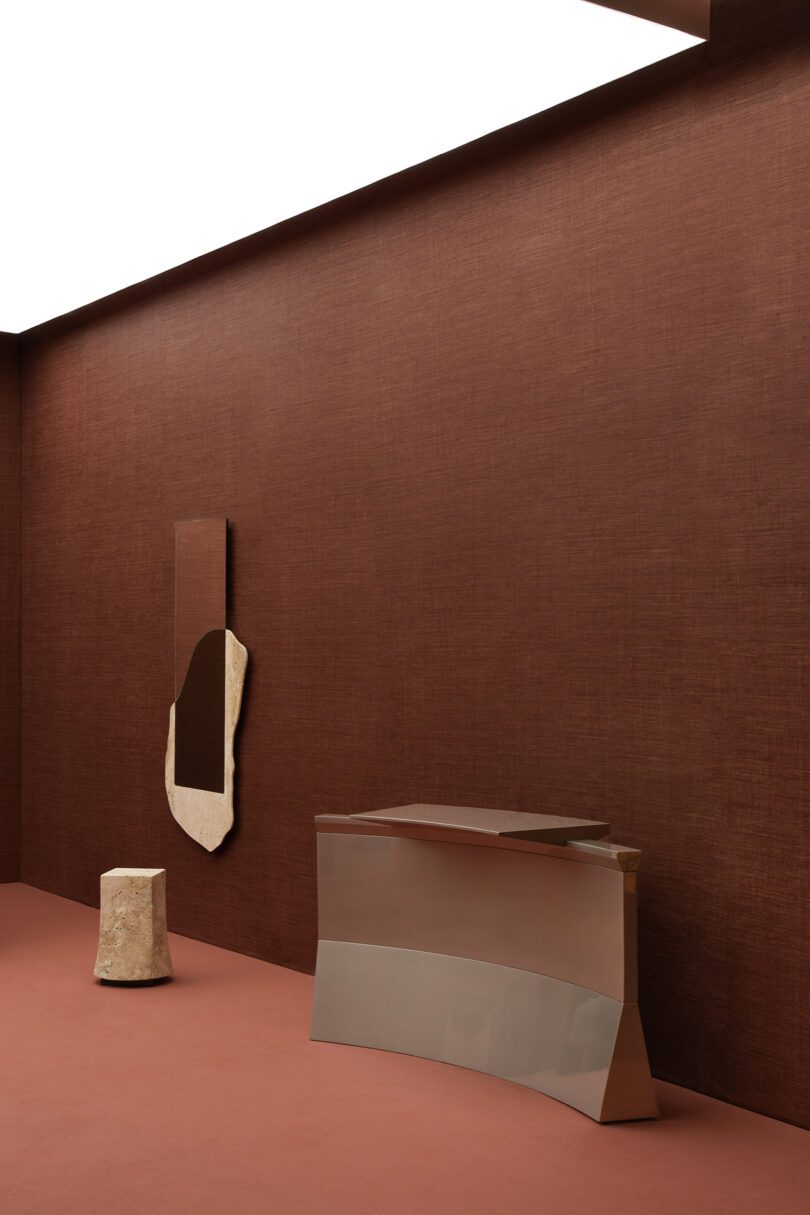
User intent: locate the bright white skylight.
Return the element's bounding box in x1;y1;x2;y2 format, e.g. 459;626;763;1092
1;2;702;332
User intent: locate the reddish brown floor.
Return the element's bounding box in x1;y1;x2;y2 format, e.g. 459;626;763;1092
2;883;807;1215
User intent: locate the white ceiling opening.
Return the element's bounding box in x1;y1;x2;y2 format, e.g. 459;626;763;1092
1;1;703;332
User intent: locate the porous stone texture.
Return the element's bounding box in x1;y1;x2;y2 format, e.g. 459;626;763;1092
93;868;173;982
165;629;248;851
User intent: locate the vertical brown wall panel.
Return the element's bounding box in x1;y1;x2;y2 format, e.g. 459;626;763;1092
0;334;20;881
174;518;227;698
17;0;810;1126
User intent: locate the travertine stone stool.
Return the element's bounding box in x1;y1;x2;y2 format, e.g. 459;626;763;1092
94;868;173;984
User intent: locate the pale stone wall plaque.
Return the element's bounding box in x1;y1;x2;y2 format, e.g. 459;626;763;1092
166;629;247;851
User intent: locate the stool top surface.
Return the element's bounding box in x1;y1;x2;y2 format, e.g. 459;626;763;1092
101;867;166;878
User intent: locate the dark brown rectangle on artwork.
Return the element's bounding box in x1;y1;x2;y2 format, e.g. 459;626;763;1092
175;519;227;699
174;628;226;793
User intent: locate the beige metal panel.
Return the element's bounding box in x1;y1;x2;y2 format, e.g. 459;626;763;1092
352;805;610;843
317;832;635;1001
311;941;654;1122
623;873;639;1005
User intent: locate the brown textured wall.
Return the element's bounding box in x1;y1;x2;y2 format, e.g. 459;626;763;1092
18;0;810;1127
0;335;20;882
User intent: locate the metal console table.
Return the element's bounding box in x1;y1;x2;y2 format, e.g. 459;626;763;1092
311;804;656;1123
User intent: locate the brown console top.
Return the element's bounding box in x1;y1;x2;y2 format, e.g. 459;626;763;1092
351;804;610;843
315;810;639;871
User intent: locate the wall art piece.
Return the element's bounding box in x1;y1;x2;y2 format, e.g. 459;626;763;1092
94;867;173;984
311;805;656;1123
165;518;248;851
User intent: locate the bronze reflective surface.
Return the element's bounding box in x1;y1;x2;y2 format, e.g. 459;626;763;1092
599;1003;658;1122
174;518;227;699
317;831;633;1000
174;629;226;793
311;942;656;1122
353;804;610;842
565;838;641;870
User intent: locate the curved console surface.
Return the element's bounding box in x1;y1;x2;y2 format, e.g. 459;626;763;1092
311;805;656;1123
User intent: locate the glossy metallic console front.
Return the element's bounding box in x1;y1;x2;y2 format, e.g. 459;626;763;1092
311;807;656;1123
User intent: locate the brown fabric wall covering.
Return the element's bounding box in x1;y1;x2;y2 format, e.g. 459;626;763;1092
18;0;810;1127
0;335;20;882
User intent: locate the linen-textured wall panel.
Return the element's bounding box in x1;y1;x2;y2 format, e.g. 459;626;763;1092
18;0;810;1127
174;518;227;698
0;336;20;881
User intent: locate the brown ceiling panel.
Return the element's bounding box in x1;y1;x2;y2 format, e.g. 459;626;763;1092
589;0;710;39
